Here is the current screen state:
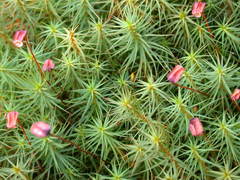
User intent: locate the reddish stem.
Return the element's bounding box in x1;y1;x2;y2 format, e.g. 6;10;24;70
131;107;152;125
17;120;31;145
202;14;222;56
132;111;181;172
202;14;214;39
158;143;180;170
172;83;209;97
50;134;107;164
231;99;240;112
25;36;45;79
18;122;45;172
25;36;57;90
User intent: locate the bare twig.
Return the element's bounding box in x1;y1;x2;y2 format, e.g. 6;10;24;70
173;83;209;97
50;134;108;164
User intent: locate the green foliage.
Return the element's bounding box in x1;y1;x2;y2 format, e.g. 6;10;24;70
1;0;240;179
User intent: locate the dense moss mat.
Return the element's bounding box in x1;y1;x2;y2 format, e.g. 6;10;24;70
0;0;240;179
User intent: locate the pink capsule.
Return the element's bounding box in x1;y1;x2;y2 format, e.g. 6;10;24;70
30;121;51;138
167;65;185;83
231;89;240;101
189;118;204;136
6;111;19;129
192;2;206;18
13;30;27;48
42;59;55;72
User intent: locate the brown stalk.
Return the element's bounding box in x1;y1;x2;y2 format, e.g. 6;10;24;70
17;119;45;172
173;83;209;97
50;134;107;164
202;14;214;39
130;107;181;172
25;36;45;80
17;120;31;145
232;99;240;112
25;36;59;93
